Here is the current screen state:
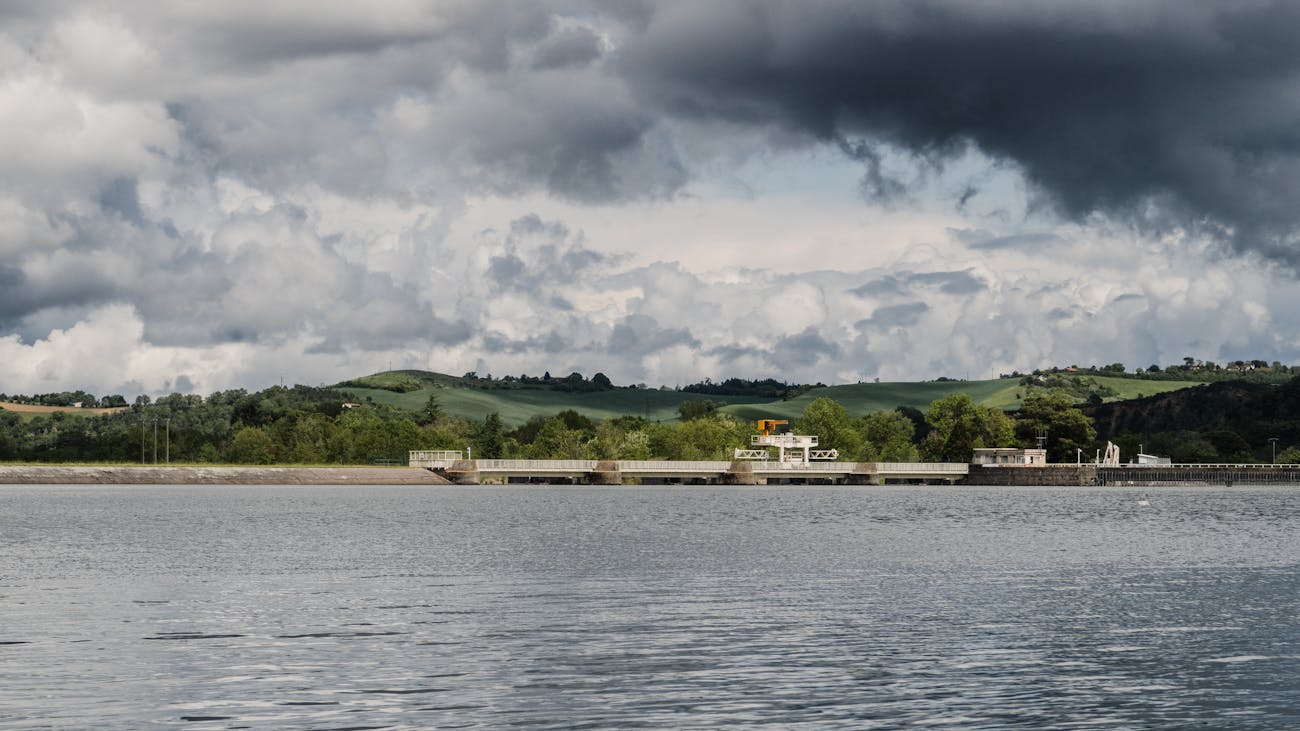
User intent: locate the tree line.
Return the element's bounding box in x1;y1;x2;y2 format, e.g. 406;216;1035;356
0;383;1103;465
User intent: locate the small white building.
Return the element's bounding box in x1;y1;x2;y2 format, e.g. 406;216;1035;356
972;447;1048;466
1135;453;1171;465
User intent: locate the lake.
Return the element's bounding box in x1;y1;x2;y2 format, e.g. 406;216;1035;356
3;485;1300;729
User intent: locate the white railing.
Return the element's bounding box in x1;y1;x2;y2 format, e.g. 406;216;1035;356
410;450;462;460
477;459;598;472
413;454;972;476
752;461;853;471
409;450;463;467
752;434;819;447
620;460;733;472
874;462;970;474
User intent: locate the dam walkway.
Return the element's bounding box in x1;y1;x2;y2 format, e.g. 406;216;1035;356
408;451;968;485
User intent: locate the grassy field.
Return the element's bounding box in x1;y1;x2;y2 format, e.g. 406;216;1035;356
336;370;1210;425
0;402;130;421
336;372;774;426
726;375;1205;421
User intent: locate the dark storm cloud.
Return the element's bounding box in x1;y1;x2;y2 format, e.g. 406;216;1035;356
307;314;473;354
770;326;840;369
849;269;986;298
531;26;604;70
618;1;1300;261
0;263;118;324
482;331;573;355
98;178;144;225
707;344;763;363
608;314;699;356
952;229;1067;252
861;302;930;329
485;214;611;292
906;271;986;296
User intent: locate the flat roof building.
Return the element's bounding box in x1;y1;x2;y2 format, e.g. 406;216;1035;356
972;447;1048;466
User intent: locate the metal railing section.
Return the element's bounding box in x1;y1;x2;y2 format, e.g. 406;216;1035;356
410;453;972;476
874;462;970;473
619;460;733;472
476;459;598;471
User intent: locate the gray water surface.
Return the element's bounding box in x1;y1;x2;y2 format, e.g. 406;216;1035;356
3;485;1300;729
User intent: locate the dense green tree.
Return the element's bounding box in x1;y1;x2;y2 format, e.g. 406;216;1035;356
617;429;652;460
554;409;595;433
526;418;589;459
1277;446;1300;464
1203;430;1252;462
282;413;335;463
859;410;919;462
1014;391;1097;462
474;413;506;459
921;393;1014;462
1148;431;1218;463
228;426;275;464
418;394;442;426
895;406;932;444
648;415;747;460
678;399;719;421
794;397;865;459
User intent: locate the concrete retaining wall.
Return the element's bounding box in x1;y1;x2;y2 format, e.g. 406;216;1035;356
0;465;451;485
962;465;1098;486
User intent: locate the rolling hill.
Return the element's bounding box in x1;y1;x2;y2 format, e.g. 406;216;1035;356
334;370;1208;426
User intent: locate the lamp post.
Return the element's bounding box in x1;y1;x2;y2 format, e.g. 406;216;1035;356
1269;437;1279;464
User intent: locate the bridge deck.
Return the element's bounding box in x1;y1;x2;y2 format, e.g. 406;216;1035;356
408;453;968;484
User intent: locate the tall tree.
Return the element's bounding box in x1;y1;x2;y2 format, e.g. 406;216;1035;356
1014;391;1097;462
859;410;919;462
418;394;442;426
921;393;1014;462
794;397;865;459
474;413;506;459
678;399;718;421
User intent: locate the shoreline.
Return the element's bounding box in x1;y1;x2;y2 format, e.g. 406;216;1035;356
0;465;451;485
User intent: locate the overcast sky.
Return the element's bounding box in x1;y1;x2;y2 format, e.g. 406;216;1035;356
5;1;1300;397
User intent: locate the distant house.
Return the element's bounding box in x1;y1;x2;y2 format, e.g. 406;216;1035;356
71;401;83;408
1135;453;1172;465
972;448;1048;466
342;402;362;409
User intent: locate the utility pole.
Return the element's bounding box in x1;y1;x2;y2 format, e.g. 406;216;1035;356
141;418;146;464
152;420;158;464
1269;437;1279;464
165;418;171;464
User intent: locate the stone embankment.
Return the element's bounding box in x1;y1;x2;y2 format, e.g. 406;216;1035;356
0;465;451;485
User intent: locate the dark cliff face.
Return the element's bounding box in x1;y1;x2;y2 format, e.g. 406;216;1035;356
1082;379;1300;446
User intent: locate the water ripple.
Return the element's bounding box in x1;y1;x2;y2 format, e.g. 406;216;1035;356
4;485;1300;729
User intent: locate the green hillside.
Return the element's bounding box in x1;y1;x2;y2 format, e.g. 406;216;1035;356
334;371;773;426
335;370;1209;426
722;379;1019;422
725;375;1204;421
